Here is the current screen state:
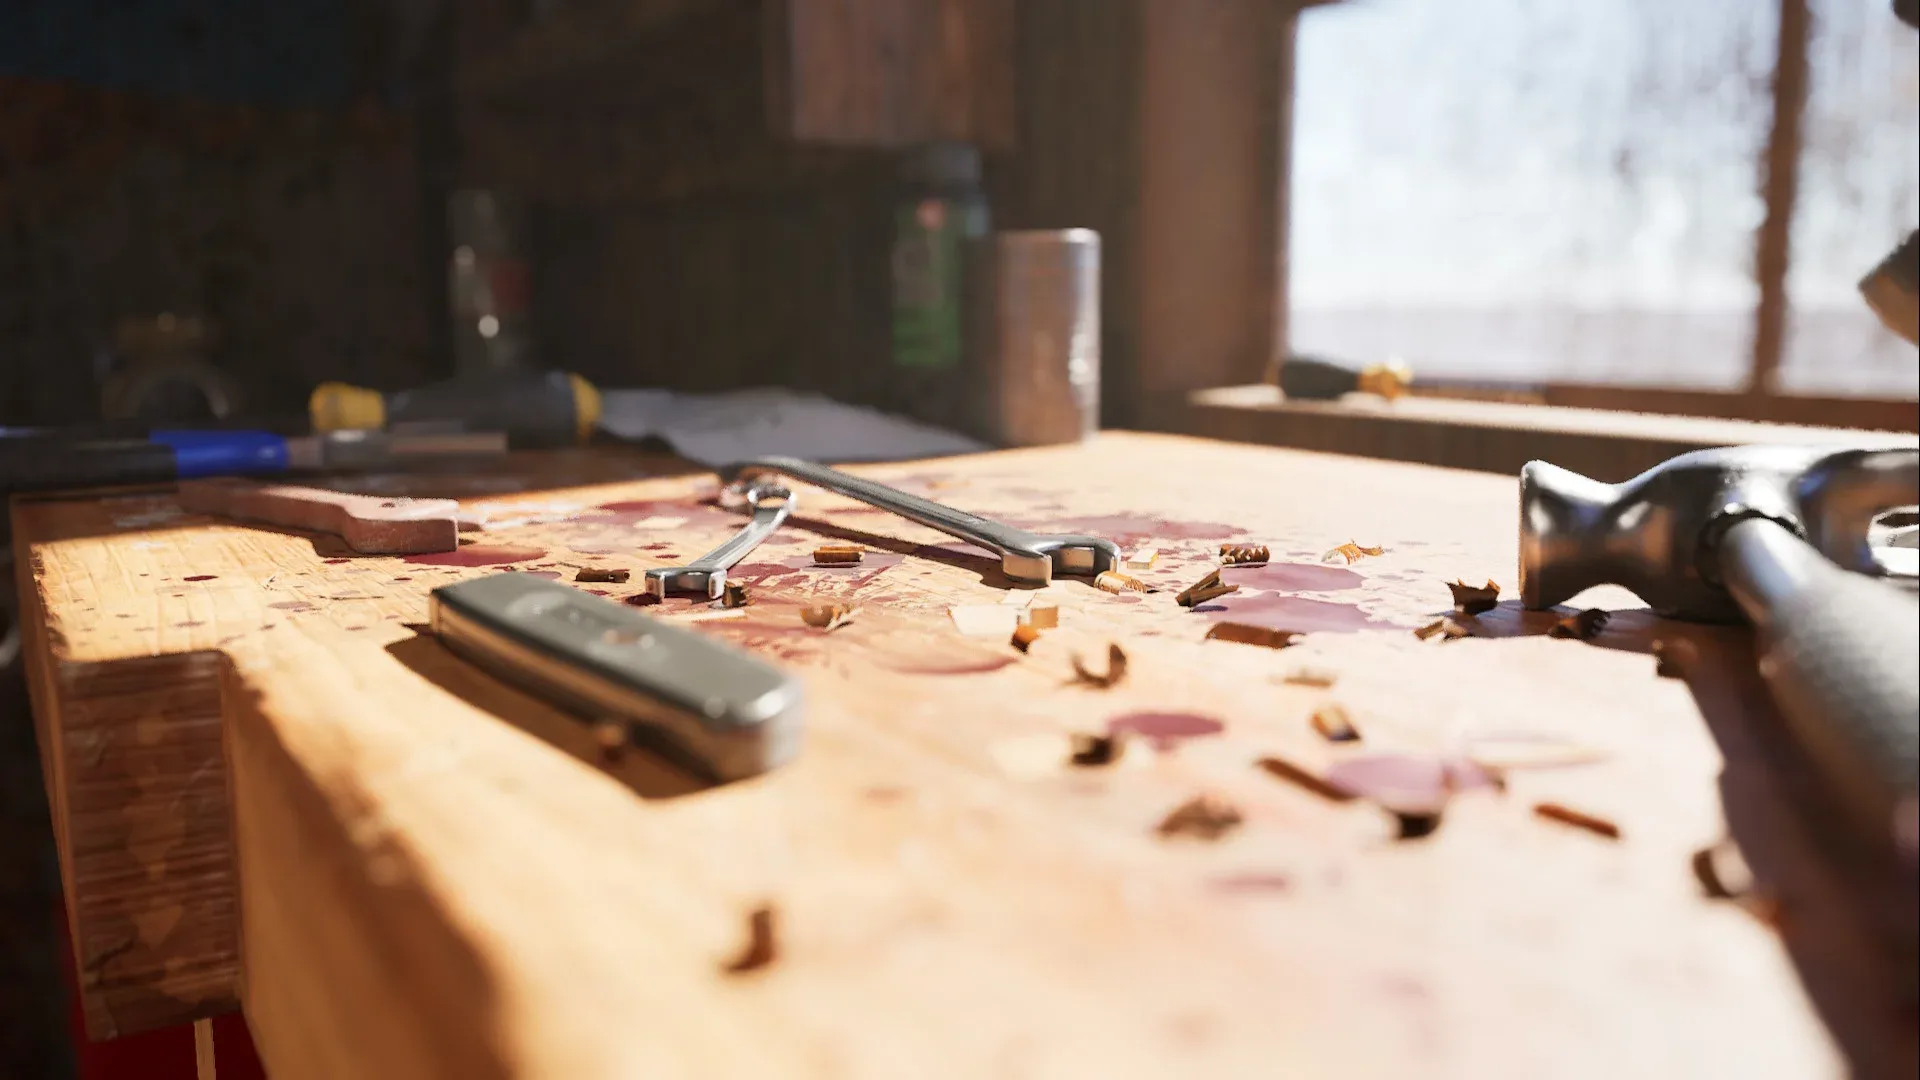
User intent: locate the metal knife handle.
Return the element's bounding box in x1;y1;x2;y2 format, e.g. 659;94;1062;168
1721;516;1920;863
718;455;1119;584
644;482;793;600
431;573;804;782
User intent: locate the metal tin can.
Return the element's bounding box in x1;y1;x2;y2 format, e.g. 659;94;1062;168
970;229;1101;446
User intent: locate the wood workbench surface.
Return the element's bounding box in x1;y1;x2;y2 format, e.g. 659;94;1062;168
15;433;1914;1079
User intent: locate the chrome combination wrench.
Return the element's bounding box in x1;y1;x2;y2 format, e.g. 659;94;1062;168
643;481;795;601
717;456;1119;585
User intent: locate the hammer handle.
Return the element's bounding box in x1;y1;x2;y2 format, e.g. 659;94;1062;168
1721;517;1919;858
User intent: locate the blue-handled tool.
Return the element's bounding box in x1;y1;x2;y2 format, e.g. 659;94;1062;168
0;429;507;496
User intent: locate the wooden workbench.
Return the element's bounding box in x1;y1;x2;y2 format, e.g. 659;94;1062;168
13;433;1915;1078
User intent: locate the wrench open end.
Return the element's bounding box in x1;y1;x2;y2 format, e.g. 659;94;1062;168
644;483;794;601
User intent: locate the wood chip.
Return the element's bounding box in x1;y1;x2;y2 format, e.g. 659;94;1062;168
1447;579;1501;614
1652;638;1697;678
1256;755;1356;803
574;566;631;584
1532;801;1621;840
1321;540;1385;564
1692;837;1756;900
999;590;1035;607
1155;795;1244;841
1071;642;1129;688
721;581;751;609
1176;569;1239;608
1068;733;1124;766
1414;616;1473;641
722;905;779;974
1094;570;1154;594
949;604;1020;638
1218;543;1270;565
812;544;865;566
1205;622;1302;650
800;603;857;631
1281;667;1337;688
1010;623;1043;652
1549;608;1610;640
1393;812;1445;840
1310;705;1361;743
1020;604;1059;629
1123;546;1160;570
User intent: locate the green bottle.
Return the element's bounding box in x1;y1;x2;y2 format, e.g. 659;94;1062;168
890;143;989;427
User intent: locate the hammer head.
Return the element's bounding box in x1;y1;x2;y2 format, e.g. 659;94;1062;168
1520;445;1919;622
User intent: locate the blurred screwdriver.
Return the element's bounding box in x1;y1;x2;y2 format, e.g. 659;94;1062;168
1277;354;1413;402
311;369;601;448
0;429;505;496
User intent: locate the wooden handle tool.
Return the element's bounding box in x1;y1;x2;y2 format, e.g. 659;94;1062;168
178;477;460;554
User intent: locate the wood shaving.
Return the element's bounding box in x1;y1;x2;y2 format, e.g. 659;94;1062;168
1123;546;1160;570
949;604;1020;638
1094;570;1154;594
1176;569;1239;608
812;544;865;566
1549;608;1610;640
1692;837;1756;900
1462;733;1606;771
1020;604;1059;629
1321;540;1385;564
1447;579;1501;615
1071;643;1129;688
999;590;1035;607
1068;733;1124;766
722;905;779;974
1205;622;1302;650
1281;667;1337;688
1218;543;1270;565
800;604;857;632
1310;705;1361;743
721;582;751;609
1532;801;1621;840
1010;623;1043;653
1156;795;1244;841
1414;617;1473;642
574;566;631;584
1652;639;1696;678
1393;812;1445;840
1256;755;1356;803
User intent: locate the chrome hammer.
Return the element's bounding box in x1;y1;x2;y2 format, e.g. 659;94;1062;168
1520;444;1920;860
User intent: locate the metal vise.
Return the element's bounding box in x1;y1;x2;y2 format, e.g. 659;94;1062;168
1519;443;1919;860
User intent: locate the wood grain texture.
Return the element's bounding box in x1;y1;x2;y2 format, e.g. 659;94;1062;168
771;0;1016;149
17;434;1913;1076
178;479;459;555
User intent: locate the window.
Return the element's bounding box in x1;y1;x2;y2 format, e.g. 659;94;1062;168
1288;0;1917;404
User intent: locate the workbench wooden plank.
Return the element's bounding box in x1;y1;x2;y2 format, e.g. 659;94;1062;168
16;433;1898;1077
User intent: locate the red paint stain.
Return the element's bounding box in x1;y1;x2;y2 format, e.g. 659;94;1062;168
323;558;350;565
1210;873;1293;895
404;544;545;567
1106;712;1226;751
1221;562;1362;592
183;574;218;582
344;625;368;631
1323;754;1501;817
1204;593;1404;633
174;620;205;628
586;589;611;596
522;570;563;579
268;601;314;611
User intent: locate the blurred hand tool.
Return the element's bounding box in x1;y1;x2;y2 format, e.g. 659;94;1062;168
718;455;1120;584
644;482;795;601
310;369;600;448
1277;354;1412;402
430;573;804;782
0;429;506;496
1521;444;1919;860
179;478;460;554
